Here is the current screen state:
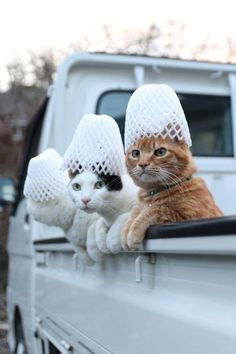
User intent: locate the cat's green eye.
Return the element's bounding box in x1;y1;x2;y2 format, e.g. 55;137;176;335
132;149;140;158
95;180;106;189
154;147;167;156
72;183;81;191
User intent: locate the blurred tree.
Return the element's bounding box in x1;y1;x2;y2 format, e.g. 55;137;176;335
70;21;236;63
7;58;26;88
0;54;47;198
29;49;57;89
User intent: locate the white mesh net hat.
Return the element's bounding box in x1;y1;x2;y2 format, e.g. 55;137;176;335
24;149;69;202
62;114;126;175
125;84;192;151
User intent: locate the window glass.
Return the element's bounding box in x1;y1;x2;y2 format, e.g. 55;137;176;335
96;91;233;157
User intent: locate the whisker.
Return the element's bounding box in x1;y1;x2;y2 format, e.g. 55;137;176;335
162;170;188;194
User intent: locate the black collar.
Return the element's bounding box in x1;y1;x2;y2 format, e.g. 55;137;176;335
147;176;192;197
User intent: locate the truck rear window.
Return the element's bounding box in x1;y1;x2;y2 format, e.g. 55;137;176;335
96;91;233;157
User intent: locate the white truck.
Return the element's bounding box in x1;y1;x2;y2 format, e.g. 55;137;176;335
3;52;236;354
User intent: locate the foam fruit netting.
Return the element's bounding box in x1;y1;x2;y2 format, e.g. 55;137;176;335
24;149;69;202
62;114;126;176
125;84;192;151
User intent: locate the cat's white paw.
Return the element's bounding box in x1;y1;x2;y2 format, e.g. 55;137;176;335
87;222;105;262
106;234;122;253
95;218;110;254
107;213;128;253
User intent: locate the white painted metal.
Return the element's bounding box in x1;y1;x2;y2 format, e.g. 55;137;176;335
33;242;236;354
229;74;236;157
7;199;35;354
16;342;26;354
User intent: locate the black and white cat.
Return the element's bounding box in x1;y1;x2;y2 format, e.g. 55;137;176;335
68;170;138;261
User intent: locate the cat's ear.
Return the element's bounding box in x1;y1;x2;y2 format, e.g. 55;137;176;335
174;137;180;143
173;137;189;149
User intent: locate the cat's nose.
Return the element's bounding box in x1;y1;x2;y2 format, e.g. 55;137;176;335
82;197;91;205
138;163;148;170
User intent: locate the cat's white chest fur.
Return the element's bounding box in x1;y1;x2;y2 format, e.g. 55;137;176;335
68;172;138;257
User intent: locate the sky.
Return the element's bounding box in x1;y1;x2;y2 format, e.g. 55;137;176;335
1;0;236;88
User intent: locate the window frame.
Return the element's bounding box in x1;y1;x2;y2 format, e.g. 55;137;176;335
13;97;48;215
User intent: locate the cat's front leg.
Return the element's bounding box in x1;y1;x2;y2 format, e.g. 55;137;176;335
27;196;75;230
87;221;105;262
95;218;110;254
66;227;94;265
106;212;129;253
121;207;141;250
126;222;147;250
126;208;162;250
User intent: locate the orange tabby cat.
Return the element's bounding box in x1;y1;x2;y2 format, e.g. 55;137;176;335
122;135;223;250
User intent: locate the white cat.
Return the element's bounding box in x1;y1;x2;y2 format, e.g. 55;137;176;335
68;171;138;260
27;193;75;232
24;149;98;265
27;195;98;265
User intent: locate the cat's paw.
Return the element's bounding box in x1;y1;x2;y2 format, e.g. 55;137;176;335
121;230;129;251
106;231;122;253
127;230;144;250
95;218;110;254
87;222;105;262
107;213;129;253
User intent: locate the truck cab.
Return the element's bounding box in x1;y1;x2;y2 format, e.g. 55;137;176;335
7;52;236;354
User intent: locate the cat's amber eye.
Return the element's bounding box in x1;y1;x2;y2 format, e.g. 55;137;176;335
95;181;106;189
72;183;81;191
154;147;167;156
132;149;140;158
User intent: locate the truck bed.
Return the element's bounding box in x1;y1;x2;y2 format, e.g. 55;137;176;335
33;216;236;354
